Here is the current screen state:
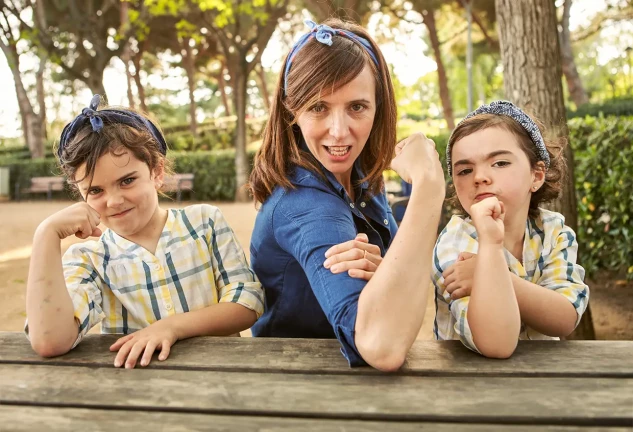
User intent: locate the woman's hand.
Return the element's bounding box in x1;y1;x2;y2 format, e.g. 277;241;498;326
38;202;102;240
324;233;382;281
110;320;179;368
390;132;444;191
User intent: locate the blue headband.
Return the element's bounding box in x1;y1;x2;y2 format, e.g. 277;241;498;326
58;94;168;159
446;100;551;176
283;20;380;95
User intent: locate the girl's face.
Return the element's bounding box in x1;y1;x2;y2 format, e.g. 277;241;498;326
76;149;163;239
451;127;545;223
296;66;376;186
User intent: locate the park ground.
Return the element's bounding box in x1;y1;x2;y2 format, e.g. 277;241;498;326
0;201;631;340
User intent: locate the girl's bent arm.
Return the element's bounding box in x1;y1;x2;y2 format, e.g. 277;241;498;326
26;225;79;357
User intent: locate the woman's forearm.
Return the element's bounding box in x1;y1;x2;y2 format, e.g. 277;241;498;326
468;244;521;358
26;226;79;357
355;186;443;371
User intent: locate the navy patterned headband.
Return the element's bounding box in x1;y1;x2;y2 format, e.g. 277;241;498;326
446;100;550;176
283;20;379;95
58;94;168;160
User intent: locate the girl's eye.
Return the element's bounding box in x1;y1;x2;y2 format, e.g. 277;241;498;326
456;168;472;176
122;177;136;186
493;161;510;168
88;188;102;195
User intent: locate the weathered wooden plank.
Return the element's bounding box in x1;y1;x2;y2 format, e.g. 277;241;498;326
1;406;628;432
1;365;631;426
2;332;632;377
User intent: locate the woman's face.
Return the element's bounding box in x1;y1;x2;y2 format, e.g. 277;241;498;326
296;66;376;186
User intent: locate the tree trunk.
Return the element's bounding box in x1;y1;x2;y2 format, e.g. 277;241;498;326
1;43;44;158
218;60;231;116
87;72;107;103
183;40;197;137
123;51;136;109
36;54;47;142
559;0;589;107
257;65;270;112
232;63;250;202
132;51;148;112
422;8;455;130
496;0;594;340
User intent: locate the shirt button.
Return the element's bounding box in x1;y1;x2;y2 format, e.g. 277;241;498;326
350;203;355;209
360;202;366;208
384;219;389;225
165;303;173;311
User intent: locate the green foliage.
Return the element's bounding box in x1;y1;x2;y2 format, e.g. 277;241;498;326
170;149;256;200
568;97;633;119
569;115;633;279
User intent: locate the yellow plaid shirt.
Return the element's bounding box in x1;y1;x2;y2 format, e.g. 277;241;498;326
36;204;264;347
432;208;589;352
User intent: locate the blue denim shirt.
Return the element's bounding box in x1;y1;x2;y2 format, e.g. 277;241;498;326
250;161;398;366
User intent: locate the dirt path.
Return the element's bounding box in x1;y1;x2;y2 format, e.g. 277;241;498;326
0;201;437;339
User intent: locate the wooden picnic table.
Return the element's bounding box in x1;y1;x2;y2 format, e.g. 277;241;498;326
1;332;631;431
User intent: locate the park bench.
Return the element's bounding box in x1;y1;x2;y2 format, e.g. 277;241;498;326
162;173;194;202
15;176;66;201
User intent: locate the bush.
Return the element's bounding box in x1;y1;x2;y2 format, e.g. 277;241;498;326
568;97;633;119
569;115;633;279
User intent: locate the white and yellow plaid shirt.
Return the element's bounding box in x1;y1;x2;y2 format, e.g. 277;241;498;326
432;208;589;353
34;204;264;347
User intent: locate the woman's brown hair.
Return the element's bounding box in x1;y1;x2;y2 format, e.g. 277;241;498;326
248;18;397;204
447;113;567;219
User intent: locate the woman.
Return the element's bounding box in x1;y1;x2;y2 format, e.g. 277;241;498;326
248;19;445;371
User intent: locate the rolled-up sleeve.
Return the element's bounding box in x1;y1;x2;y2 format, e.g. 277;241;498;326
536;224;589;327
432;216;481;353
274;191;368;366
206;206;265;319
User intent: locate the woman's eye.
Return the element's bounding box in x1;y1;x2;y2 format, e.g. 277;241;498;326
310;104;326;113
350;103;366;112
122;177;136;186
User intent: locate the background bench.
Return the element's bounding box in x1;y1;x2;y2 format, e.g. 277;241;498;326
15;176;66;201
162;173;194;202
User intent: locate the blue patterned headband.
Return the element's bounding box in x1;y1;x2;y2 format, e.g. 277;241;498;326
446;100;550;176
58;94;168;160
283;20;380;95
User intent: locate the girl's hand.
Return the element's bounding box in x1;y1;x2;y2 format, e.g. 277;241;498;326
324;233;382;281
390;132;444;191
110;320;178;368
470;197;505;245
39;202;102;240
443;252;477;300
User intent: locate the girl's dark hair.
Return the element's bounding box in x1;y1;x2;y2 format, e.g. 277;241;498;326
55;110;173;195
447;113;567;219
248;18;397;204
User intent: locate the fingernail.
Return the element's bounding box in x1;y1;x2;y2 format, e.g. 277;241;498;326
331;265;339;273
324;251;331;258
125;363;133;369
114;361;121;367
141;360;147;367
159;356;165;361
323;259;331;268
